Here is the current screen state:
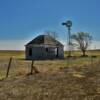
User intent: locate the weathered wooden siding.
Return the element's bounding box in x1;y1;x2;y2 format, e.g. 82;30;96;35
25;45;64;60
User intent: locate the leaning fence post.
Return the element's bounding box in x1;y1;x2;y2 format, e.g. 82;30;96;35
30;60;39;75
6;57;12;78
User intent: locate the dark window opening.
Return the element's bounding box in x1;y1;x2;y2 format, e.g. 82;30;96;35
46;48;49;52
29;48;32;56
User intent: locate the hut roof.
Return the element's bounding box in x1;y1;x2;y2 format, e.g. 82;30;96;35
26;35;63;47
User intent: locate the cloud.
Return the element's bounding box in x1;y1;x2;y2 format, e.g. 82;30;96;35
89;41;100;50
0;39;100;51
0;40;27;50
60;40;100;50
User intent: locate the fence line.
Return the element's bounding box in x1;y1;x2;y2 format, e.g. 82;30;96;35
0;56;100;79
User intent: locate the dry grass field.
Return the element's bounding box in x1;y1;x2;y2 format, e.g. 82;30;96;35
0;50;100;100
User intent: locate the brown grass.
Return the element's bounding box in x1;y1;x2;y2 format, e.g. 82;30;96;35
0;50;100;100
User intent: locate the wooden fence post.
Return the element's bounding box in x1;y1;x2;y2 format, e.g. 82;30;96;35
6;57;12;78
30;60;39;75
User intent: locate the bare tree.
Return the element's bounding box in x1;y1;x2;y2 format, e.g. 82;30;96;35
71;32;92;56
44;31;59;40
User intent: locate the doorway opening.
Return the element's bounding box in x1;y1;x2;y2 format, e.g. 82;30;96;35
29;48;32;56
55;48;59;58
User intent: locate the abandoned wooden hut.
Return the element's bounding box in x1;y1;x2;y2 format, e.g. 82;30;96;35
25;35;64;60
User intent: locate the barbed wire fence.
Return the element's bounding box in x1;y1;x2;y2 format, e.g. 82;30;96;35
0;57;40;80
0;56;100;80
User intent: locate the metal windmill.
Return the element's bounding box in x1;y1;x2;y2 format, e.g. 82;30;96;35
62;20;72;57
